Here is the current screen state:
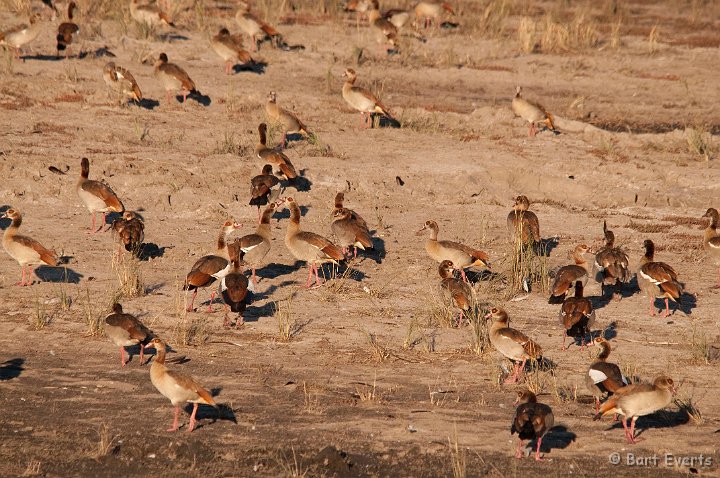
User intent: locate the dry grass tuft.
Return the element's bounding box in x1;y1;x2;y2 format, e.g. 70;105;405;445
517;17;537;53
32;296;52;330
468;307;491;355
510;233;549;295
21;460;41;477
648;25;660;53
94;423;117;458
362;329;391;362
685;126;713;161
275;295;305;342
301;381;324;414
448;425;466;478
81;287;119;337
112;251;145;298
354;374;381;402
275;446;308;478
626;220;672;233
532;12;599;53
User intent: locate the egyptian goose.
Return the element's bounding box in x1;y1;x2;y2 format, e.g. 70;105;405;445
381;4;411;29
702;208;720;288
512;86;556;137
511;389;554;461
104;303;152;366
103;62;142;104
367;8;398;53
235;1;281;51
255;123;298;180
637;239;683;317
332;192;368;230
438;260;473;325
331;208;373;258
507;195;540;244
129;0;174;28
417;220;490;282
154;53;197;104
220;244;249;328
56;2;79;58
341;68;395;128
76;157;124;233
548;244;590;304
592;221;631;299
110;211;145;254
232;202;276;287
487;307;542;384
414;1;454;29
249;165;280;222
211;28;254;75
280;197;345;288
265;91;311;149
145;338;217;432
559;281;595;350
184;220;241;312
1;208;58;286
586;337;628;414
593;375;675;444
0;13;43;59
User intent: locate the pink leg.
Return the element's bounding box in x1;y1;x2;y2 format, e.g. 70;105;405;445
120;347;126;367
649;298;656;316
88;212;97;234
459;268;468;283
281;133;288;149
314;264;323;286
628;416;638;444
505;361;521;384
182;91;189;104
187;289;198;312
252;269;258;286
26;266;35;285
166;90;172;103
534;437;544;461
225;62;232;75
98;212;107;232
187;403;199;432
515;438;524;459
353;247;358;259
561;334;567;351
594;398;600;414
257;207;262;224
168;406;180;432
207;290;216;312
663;298;670;317
138;344;145;366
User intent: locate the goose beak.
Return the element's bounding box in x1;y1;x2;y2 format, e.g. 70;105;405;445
415;225;427;236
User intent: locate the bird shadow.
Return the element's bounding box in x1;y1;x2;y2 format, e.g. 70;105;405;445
465;269;503;283
288;171;312;193
138;242;166;261
537;237;560;257
137;98;160;110
376;114;401;129
20;54;62;62
538;425;576;454
277;42;306;52
675;291;697;315
358;235;386;264
245;300;276;320
76;47;117;59
233;61;267;74
591;276;639;310
105;211;125;225
326;262;366;282
597;321;618;341
604;409;689;435
250;280;296;301
157;33;190;42
35;266;83;284
261;261;305;280
0;358;24;381
273;205;310;220
176;92;211;106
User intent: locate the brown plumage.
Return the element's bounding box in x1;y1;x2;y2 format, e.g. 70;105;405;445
220;244;249;327
414;1;454;29
232;202;276;286
331;208;373;258
548;244;590;304
154;53;197;104
255;123;298;179
333;192;368;230
586;337;627;414
511;390;554;461
129;0;174;28
417;220;490;282
110;211;145;254
2;208;58;286
702;207;720;287
103;62;142;103
367;8;398;52
507;195;540;244
592;221;631;299
104;303;153;366
249;164;280;221
56;2;78;57
211;28;254;75
265;91;311;148
438;260;473;325
0;14;43;58
487;307;542;384
235;1;281;51
511;86;555;137
76;157;124;233
558;281;595;350
341;68;395;128
637;239;683;317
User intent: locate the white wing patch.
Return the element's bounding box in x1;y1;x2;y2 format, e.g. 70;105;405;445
588;368;608;384
639;269;663;285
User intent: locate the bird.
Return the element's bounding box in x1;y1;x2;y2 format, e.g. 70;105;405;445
637;239;683;317
154;53;198;104
279;197;345;288
507;195;540;245
235;1;281;51
1;208;58;286
367;7;398;53
76;157;124;233
331;208;373;259
232;202;276;287
129;0;174;29
593;375;675;444
249;165;280;222
548;244;590;304
414;1;454;29
511;86;556;137
438;260;473;325
102;62;142;104
211;27;254;75
110;211;145;254
592;221;631;300
486;307;542;384
341;68;395;128
220;243;249;328
511;389;554;461
104;303;153;366
586;337;628;415
265;91;311;149
184;220;241;312
0;13;43;59
417;220;490;282
56;1;79;58
702;207;720;288
145;338;217;433
332;192;368;230
255;123;298;180
380;4;411;30
559;281;595;350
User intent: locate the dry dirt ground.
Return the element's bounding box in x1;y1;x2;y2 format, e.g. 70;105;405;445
1;0;720;477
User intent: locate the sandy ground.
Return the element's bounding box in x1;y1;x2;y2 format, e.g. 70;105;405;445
1;0;720;476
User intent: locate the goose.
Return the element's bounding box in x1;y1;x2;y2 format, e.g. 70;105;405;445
76;157;124;233
592;221;631;300
2;208;58;286
593;376;675;444
637;239;683;317
507;195;540;244
511;86;556;137
417;220;490;282
110;211;145;254
255;123;298;180
331;208;373;258
332;192;368;230
367;8;398;53
235;1;281;51
154;53;197;104
129;0;174;28
487;307;542;384
56;1;79;58
511;389;554;461
280;197;344;288
702;208;720;288
220;244;249;327
211;27;254;75
103;62;142;104
249;165;280;222
145;338;217;432
414;1;454;29
341;68;395;128
548;244;590;303
104;303;152;366
232;202;276;286
265;91;311;149
438;260;473;325
586;337;628;414
559;281;595;350
0;13;43;59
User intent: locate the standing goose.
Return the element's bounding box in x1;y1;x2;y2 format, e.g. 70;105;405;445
255;123;298;180
586;337;627;414
104;303;152;366
220;244;249;327
592;221;631;300
103;62;142;104
511;389;554;461
184;220;241;312
232;202;276;286
487;307;542;384
331;208;373;258
265;91;311;149
332;192;368;230
154;53;198;104
129;0;174;28
249;165;280;222
110;211;145;254
438;260;473;325
211;27;254;75
511;86;556;137
367;8;398;53
417;220;490;282
559;281;595;350
76;157;124;233
637;239;683;317
56;1;79;58
0;13;43;59
342;68;395;128
235;1;281;51
414;1;454;29
701;207;720;288
507;195;540;244
145;338;217;433
548;244;590;304
593;376;675;444
2;208;58;286
280;197;345;288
